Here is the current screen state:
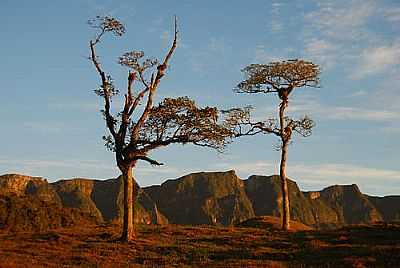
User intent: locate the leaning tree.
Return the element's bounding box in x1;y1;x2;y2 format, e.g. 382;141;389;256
233;59;320;230
88;16;235;241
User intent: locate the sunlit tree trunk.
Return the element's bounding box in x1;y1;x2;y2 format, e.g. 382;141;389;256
280;140;290;230
279;99;290;231
121;164;135;242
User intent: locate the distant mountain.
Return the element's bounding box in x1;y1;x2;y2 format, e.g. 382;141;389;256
244;175;338;228
0;171;399;231
145;171;398;228
0;174;99;232
367;195;400;222
314;184;383;224
0;174;167;232
51;176;167;225
145;170;254;225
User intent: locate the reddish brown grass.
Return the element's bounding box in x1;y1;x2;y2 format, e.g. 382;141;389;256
0;222;399;267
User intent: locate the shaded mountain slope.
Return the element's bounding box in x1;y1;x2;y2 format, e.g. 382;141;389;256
316;184;383;224
0;174;167;231
1;171;399;231
244;175;338;227
51;176;168;225
367;195;400;222
145;170;255;226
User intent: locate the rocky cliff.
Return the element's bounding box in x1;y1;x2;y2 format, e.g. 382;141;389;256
367;195;400;222
1;171;399;231
51;176;168;225
244;175;338;227
145;170;254;225
0;174;167;231
315;184;383;224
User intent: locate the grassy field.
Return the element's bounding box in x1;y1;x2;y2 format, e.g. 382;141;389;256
0;218;399;267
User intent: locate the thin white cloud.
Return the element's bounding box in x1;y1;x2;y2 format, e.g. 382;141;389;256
254;45;291;63
383;7;400;22
351;42;400;79
212;160;400;195
22;122;63;134
0;158;118;182
187;37;231;74
324;107;398;121
213;161;275;178
304;38;338;69
289;163;400;196
289;98;400;122
270;2;284;33
49;101;99;112
305;0;375;41
289;163;400;181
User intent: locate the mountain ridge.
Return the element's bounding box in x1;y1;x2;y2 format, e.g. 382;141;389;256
0;171;399;231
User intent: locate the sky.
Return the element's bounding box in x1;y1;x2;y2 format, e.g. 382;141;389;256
1;0;399;196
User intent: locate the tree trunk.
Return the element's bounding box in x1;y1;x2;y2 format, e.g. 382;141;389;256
279;99;290;231
280;140;290;231
121;166;135;242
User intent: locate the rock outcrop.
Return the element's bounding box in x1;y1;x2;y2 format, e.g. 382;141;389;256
51;176;168;225
145;170;255;226
244;175;338;228
366;195;400;222
0;174;167;231
316;184;383;224
0;174;98;231
1;171;399;231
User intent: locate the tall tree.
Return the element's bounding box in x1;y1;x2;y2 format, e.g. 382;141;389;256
233;59;320;230
88;16;234;241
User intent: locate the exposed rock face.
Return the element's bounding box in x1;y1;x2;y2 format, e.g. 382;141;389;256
0;174;99;232
0;174;167;232
366;195;400;222
51;179;103;223
145;170;255;226
244;175;338;227
0;174;47;196
317;184;383;224
51;176;168;225
1;171;399;231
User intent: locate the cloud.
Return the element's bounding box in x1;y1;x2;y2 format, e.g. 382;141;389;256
383;7;400;22
22;122;63;134
351;42;400;79
305;0;375;41
254;45;292;63
49;101;99;112
269;2;284;33
288;163;400;195
213;160;400;195
304;38;338;68
289;98;400;122
323;107;399;121
213;161;275;177
187;37;231;74
289;163;400;181
0;158;118;181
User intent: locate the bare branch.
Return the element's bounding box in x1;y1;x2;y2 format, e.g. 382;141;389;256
89;39;117;138
130;17;179;142
134;155;164;166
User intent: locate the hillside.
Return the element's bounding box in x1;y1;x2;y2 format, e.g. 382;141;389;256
0;174;167;232
0;171;399;231
145;170;254;226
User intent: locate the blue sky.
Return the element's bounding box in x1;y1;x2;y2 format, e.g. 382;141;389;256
1;0;399;196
